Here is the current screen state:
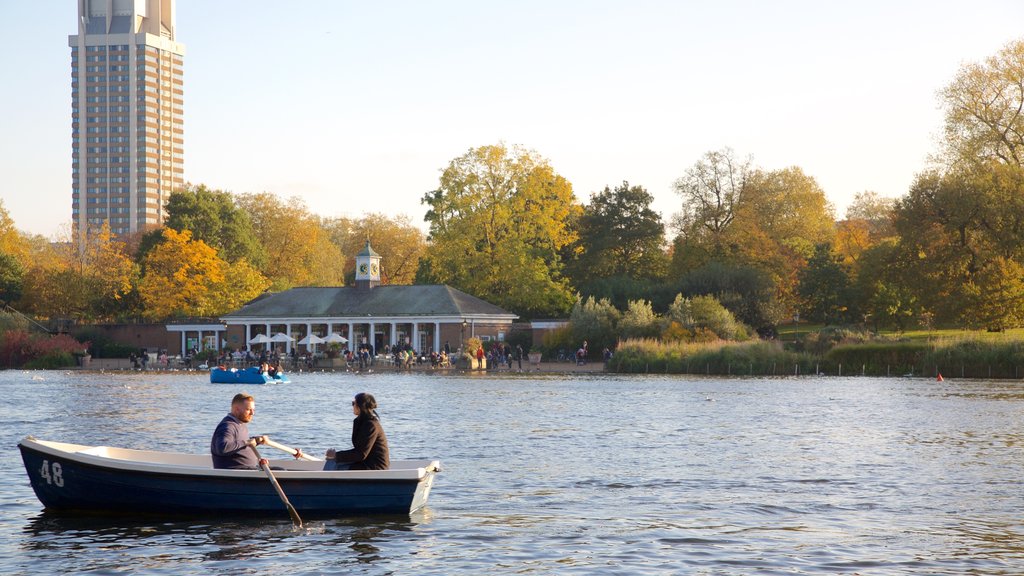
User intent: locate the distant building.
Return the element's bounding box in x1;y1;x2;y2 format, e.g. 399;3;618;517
216;242;518;354
70;0;185;244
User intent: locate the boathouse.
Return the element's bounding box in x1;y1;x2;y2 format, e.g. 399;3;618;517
217;242;517;354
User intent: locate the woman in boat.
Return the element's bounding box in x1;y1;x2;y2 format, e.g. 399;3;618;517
324;392;390;470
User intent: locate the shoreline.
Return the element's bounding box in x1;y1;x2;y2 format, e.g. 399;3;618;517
59;358;610;375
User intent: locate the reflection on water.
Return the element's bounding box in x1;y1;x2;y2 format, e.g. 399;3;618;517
3;372;1024;574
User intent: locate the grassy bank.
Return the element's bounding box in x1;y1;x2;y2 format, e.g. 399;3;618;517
610;334;1024;378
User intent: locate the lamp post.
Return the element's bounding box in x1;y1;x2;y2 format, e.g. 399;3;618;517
461;320;468;354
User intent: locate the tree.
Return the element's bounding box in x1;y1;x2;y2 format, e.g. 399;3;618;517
208;258;272;314
19;223;138;321
678;262;786;330
0;200;28;265
138;228;227;319
322;213;426;285
939;38;1024;168
845;190;896;239
568;296;620;353
725;166;836;315
162;184;267;268
418;144;580;318
664;293;748;340
0;252;24;305
890;163;1024;327
797;243;853;325
618;299;661;339
672;148;751;259
567;181;668;290
235;193;345;290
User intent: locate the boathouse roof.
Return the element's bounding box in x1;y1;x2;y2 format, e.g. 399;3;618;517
221;285;516;320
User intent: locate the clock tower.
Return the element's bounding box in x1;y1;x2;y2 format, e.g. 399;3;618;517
354;240;382;290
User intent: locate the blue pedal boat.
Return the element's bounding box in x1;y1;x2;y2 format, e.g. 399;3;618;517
18;437;440;517
210;366;290;384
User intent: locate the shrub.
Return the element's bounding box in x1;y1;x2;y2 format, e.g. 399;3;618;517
0;330;88;369
24;351;76;369
799;326;872;355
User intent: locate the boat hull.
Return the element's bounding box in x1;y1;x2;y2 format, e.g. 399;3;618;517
18;438;437;517
210;368;290;385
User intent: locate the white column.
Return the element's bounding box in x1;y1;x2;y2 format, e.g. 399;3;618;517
197;330;203;351
245;324;251;351
348;322;354;348
368;323;376;353
412;322;419;353
434;322;441;354
306;322;313;352
285;323;292;355
180;331;185;356
390;322;397;347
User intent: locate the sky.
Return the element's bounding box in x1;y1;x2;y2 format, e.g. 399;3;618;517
1;1;1022;239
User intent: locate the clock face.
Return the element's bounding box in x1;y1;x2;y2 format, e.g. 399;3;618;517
358;263;368;275
370;262;379;275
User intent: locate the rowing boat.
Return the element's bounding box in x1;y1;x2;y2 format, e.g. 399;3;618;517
18;437;439;517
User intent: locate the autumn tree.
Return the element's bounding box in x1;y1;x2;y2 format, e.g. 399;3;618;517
565;181;668;301
672;148;751;265
19;224;138;321
235;193;345;290
939;38;1024;168
892;163;1024;328
0;200;29;266
728;167;834;307
322;213;426;285
138;228;267;319
672;160;834;325
418;144;580;318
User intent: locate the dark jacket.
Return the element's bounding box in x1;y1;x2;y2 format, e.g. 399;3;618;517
210;414;258;469
334;414;389;470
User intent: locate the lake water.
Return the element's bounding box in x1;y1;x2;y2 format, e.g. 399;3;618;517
1;370;1023;574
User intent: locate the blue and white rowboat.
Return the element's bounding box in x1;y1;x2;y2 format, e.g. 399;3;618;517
18;437;440;517
210;367;290;384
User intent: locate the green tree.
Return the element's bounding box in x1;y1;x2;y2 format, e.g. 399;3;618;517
797;243;853;325
418;144;580;318
677;262;785;330
939;38;1024;168
162;184;267;268
567;181;668;289
0;252;24;305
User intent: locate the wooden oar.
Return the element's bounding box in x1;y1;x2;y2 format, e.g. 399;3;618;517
249;444;303;527
264;438;322;461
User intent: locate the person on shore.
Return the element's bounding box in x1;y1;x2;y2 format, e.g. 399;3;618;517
211;393;267;470
515;344;524;371
324;392;390;470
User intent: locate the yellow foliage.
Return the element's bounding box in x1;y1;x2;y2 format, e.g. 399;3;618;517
139;228;226;320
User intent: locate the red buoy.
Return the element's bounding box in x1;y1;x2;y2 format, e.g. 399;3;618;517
936;373;944;382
